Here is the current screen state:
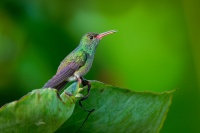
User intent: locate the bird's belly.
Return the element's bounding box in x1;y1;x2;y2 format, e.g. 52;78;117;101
75;59;93;77
67;75;77;82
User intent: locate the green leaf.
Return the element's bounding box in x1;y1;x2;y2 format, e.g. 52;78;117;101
0;82;80;133
56;81;173;133
0;81;173;133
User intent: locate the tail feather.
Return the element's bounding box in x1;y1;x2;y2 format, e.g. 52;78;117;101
43;81;68;91
55;81;68;91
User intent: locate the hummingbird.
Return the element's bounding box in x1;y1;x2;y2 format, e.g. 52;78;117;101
43;30;117;94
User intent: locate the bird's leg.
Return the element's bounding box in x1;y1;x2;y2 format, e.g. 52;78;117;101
76;76;82;85
79;77;95;112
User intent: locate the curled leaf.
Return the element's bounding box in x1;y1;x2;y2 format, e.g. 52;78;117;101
0;82;80;133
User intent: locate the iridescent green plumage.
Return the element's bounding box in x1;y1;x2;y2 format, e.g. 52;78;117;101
43;30;117;90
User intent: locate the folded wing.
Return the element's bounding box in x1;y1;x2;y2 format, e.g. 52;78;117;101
43;62;80;90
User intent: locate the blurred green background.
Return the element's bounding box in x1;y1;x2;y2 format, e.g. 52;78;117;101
0;0;199;132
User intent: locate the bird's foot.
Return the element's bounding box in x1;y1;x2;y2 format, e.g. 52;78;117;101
80;77;90;87
78;77;95;113
73;75;95;112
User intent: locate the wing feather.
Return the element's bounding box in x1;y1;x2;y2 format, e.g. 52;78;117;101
43;62;80;89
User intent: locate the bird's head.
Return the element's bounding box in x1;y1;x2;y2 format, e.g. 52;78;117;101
80;30;117;55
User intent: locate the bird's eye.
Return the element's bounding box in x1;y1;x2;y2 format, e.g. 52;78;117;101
89;36;93;39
